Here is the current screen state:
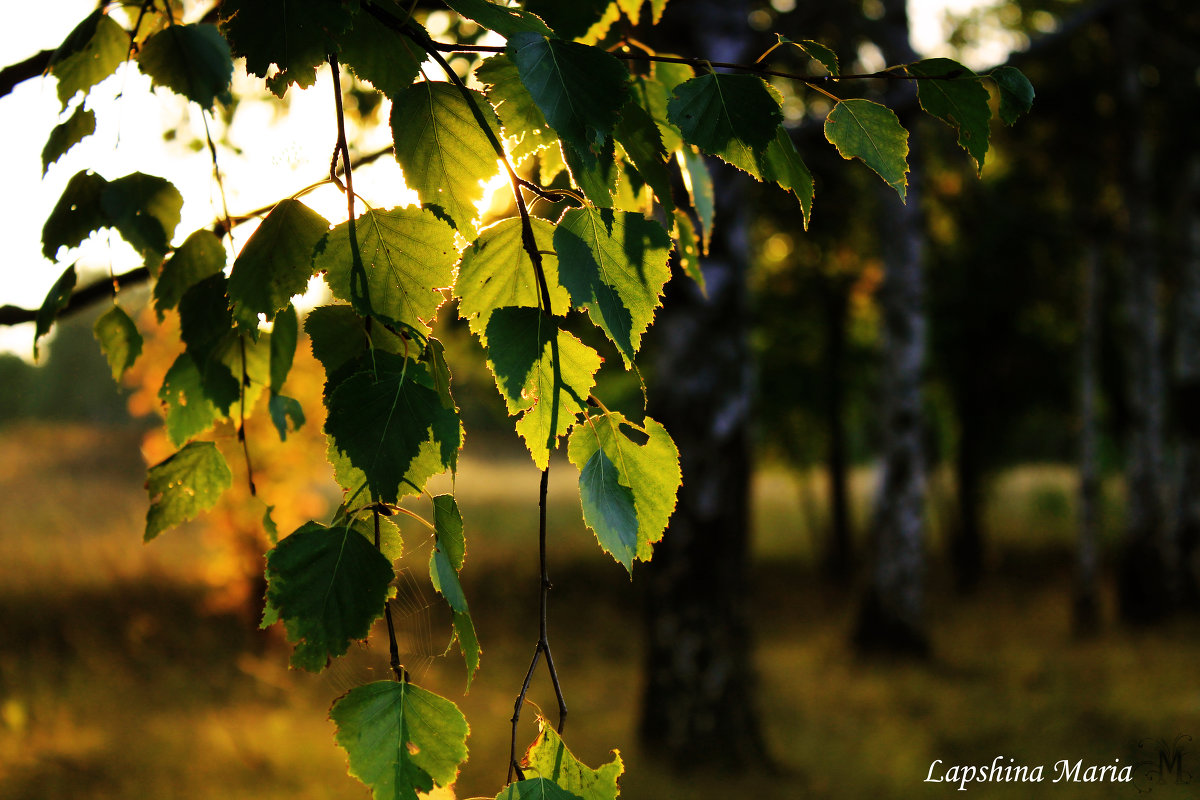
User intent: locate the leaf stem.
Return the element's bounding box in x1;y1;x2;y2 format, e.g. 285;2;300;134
237;335;256;496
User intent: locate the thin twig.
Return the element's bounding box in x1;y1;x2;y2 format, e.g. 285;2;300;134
237;335;256;496
328;53;371;313
376;509;408;683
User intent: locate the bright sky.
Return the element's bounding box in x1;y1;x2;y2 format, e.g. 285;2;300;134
0;0;1013;360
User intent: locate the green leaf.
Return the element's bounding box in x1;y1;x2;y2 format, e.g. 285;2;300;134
477;55;558;164
178;273;233;371
484;307;602;470
429;546;468;614
774;35;839;76
521;0;609;40
42;106;96;176
305;305;372;388
496;778;583;800
455;218;571;345
391;82;503;238
667;73;782;176
677;146;713;252
338;16;425;99
824;98;910;201
761;126;814;228
144;441;233;541
155;229;226;319
49;11;128;107
331;680;469;800
269;393;306;440
228;199;328;332
158;353;224;446
561;139;617;208
433;494;465;571
318;207;459;337
264;521;394;670
578;447;638;570
520;718;623;800
425;338;456;411
218;0;356;96
100;172;184;260
990;66;1035;126
443;0;555;37
93;305;142;381
553;207;673;366
34;265;77;361
452;609;480;689
324;351;462;505
671;209;704;292
568;412;680;566
137;23;233;109
613;99;674;216
506;34;629;164
270;304;298;392
907;58;991;171
42;170;107;260
628;73;683;155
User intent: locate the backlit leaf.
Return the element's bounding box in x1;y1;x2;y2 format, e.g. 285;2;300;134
667;73;782;175
42;106;95;175
561;138;617;208
155;229;226;319
477;55;558;163
484;307;602;469
774;35;839;76
42;170;108;260
554;206;672;366
218;0;356;96
578;447;638;570
270;304;298;392
34;265;76;360
520;718;623;800
496;778;582;800
158;353;224;446
93;304;142;381
228;199;328;332
521;0;608;40
443;0;554;37
144;441;232;541
907;58;991;171
824;98;909;201
339;15;425;98
391;82;503;238
761;126;813;227
49;11;128;107
677;146;713;252
456;217;570;345
506;33;629;164
614;99;674;216
100;172;183;260
331;680;469;800
324;352;462;505
671;209;704;292
137;23;233;109
269;393;306;441
264;520;394;670
568;411;680;567
990;66;1035;126
318;207;458;337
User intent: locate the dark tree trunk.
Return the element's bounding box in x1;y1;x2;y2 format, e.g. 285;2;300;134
853;0;930;656
1075;242;1103;634
1115;8;1174;623
1174;156;1200;608
823;279;853;580
638;0;769;770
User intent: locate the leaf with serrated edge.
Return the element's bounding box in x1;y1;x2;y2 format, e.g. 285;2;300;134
443;0;554;37
324;352;462;505
42;171;107;260
671;209;704;293
677;147;713;252
774;35;839;76
506;33;629;164
338;16;424;99
760;126;813;227
34;265;76;361
456;217;570;345
93;305;142;381
331;680;469;800
485;307;602;470
42;106;95;176
264;521;394;670
158;353;223;446
554;207;672;366
824;98;910;201
270;304;298;392
144;441;232;541
990;66;1034;126
137;23;232;109
907;58;991;172
50;11;127;107
520;717;623;800
453;610;480;690
218;0;355;96
568;412;681;565
561;138;617;208
614;98;675;217
477;55;557;164
100;172;183;260
229;198;329;332
269;394;306;441
391;82;503;238
155;229;226;319
667;73;782;176
319;207;459;337
579;447;639;570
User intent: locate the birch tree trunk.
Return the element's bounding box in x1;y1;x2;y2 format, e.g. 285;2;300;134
637;0;769;769
852;0;930;654
1115;9;1174;622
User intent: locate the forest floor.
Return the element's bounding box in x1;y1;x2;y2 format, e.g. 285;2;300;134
1;422;1198;799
